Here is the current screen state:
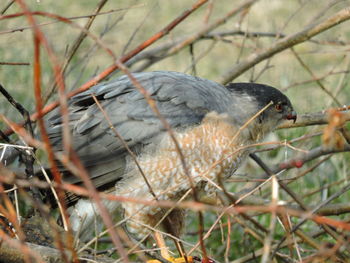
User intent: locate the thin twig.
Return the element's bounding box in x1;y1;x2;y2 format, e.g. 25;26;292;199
43;0;109;103
218;7;350;84
3;0;209;137
0;0;14;15
0;5;143;35
0;61;30;66
278;110;350;129
291;48;341;106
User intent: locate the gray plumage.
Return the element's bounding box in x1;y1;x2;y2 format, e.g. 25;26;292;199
44;71;296;241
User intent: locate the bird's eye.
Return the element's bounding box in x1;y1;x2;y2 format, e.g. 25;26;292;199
275;103;282;112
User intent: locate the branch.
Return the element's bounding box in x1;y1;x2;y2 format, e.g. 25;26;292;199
2;0;208;137
236;143;350;204
317;203;350;216
279;144;350;173
218;7;350;84
126;0;258;70
126;29;349;71
0;5;140;35
0;0;14;15
0;61;29;66
0;240;118;263
43;0;109;104
278;109;350;129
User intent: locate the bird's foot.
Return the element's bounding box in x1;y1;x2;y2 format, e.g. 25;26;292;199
147;256;193;263
147;256;215;263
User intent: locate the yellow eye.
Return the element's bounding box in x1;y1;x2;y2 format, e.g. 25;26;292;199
275;104;282;111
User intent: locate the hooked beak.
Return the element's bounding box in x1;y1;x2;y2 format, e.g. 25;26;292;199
284;110;297;123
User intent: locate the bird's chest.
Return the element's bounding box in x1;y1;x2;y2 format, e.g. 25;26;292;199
119;113;248;200
116;114;251;238
172;114;247;185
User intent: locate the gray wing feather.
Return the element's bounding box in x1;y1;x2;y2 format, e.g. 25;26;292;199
45;71;233;191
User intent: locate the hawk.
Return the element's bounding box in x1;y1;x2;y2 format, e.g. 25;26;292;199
45;71;296;262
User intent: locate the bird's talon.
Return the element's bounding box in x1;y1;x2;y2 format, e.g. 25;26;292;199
147;256;195;263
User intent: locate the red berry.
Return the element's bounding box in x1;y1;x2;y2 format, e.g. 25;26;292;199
294;160;303;168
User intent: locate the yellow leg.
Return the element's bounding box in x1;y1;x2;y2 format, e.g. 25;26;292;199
147;232;194;263
155;231;172;260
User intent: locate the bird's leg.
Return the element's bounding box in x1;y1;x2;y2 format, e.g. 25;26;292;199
146;231;172;263
155;231;172;260
174;239;186;260
147;231;194;263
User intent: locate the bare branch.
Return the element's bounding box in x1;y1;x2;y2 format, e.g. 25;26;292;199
278;110;350;129
218;7;350;84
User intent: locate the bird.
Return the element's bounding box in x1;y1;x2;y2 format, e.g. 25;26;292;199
44;71;296;262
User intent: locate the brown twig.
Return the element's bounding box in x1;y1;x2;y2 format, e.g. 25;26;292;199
115;61;206;261
10;2;132;262
43;0;109;103
0;0;14;15
0;239;120;263
5;1;210;260
250;152;348;260
0;11;116;60
271;180;350;259
282;70;350;91
218;7;350;84
291;48;341;106
0;84;39;202
2;0;208;137
15;1;74;261
0;61;30;66
278;110;350;129
246;144;349;199
166;0;257;56
91;94;155;199
0;5;143;35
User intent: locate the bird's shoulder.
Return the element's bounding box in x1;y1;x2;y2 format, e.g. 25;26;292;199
47;71;234;136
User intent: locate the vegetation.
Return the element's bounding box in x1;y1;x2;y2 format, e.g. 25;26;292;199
1;0;350;262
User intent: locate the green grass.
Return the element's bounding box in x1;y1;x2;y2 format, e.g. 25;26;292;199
1;0;350;262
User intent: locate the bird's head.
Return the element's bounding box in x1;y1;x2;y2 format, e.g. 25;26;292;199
226;82;296;141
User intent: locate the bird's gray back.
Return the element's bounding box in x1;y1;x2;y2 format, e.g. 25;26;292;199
45;71;235;195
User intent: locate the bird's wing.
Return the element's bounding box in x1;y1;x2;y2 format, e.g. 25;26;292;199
45;71;233;193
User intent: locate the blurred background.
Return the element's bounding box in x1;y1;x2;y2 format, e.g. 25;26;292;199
1;0;350;262
2;1;350;113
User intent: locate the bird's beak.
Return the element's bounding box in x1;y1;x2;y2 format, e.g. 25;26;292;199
284;110;297;123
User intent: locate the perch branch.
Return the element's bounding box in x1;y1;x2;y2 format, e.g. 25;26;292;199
278;109;350;129
218;7;350;84
0;240;119;263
